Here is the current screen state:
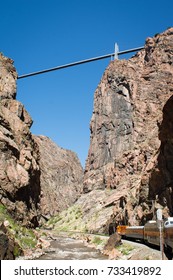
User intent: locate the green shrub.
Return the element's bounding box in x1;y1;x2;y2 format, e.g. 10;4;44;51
117;243;134;255
0;203;38;255
92;236;102;245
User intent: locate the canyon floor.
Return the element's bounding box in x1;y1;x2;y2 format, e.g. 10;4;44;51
19;230;171;260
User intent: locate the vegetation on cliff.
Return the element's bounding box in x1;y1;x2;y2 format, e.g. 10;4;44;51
0;203;38;258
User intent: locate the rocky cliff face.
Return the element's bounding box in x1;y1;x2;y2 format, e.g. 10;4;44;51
34;135;83;219
0;53;41;227
82;28;173;230
0;53;83;229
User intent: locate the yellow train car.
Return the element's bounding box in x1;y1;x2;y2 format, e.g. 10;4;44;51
117;217;173;255
117;225;144;240
144;221;160;246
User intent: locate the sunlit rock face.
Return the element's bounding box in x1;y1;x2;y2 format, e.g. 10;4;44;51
83;28;173;230
0;53;41;227
0;53;84;227
0;53;17;100
34;135;83;220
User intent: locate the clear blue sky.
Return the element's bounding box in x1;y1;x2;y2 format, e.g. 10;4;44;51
1;0;173;167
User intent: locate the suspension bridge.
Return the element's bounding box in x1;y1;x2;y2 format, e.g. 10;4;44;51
17;44;144;80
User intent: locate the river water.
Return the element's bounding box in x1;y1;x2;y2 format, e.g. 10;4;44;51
38;236;107;260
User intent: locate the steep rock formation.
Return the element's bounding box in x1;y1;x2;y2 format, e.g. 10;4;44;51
34;135;83;219
82;28;173;230
0;53;40;227
0;52;84;229
0;54;16;100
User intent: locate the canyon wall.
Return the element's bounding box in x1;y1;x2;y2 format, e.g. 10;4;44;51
0;53;83;228
34;135;83;220
82;28;173;230
0;53;40;227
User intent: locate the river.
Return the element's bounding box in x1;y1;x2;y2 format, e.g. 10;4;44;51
38;236;107;260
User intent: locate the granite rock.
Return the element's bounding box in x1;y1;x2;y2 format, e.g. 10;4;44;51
34;135;83;220
0;53;41;227
83;28;173;228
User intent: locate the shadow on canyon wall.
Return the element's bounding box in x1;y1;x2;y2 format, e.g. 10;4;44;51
149;95;173;216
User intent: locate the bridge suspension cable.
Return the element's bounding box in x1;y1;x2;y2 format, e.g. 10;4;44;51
17;46;144;80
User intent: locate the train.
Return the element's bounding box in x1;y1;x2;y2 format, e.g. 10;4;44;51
116;217;173;255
